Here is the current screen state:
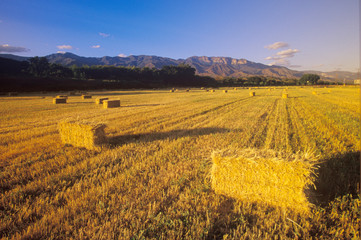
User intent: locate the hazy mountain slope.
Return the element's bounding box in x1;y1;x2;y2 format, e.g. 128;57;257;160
0;53;357;81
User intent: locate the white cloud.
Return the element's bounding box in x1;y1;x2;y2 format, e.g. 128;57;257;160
276;48;299;58
57;51;66;54
99;32;110;37
0;44;29;53
118;53;127;57
91;45;101;48
265;42;289;50
57;45;73;50
265;48;300;68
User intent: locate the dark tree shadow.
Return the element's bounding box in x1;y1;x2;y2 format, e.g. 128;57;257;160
309;151;360;206
107;127;231;147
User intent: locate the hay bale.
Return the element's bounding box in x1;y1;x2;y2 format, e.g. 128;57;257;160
249;91;255;96
170;89;174;93
185;89;190;92
56;95;68;99
211;89;215;92
223;90;228;93
58;121;107;150
82;95;92;99
53;98;67;104
211;149;316;214
312;91;317;95
282;93;288;98
95;97;109;104
234;88;238;90
103;100;120;108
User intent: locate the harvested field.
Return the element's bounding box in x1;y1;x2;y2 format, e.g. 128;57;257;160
0;87;359;239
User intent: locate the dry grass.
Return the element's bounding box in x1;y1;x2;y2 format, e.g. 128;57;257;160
58;120;107;150
0;87;359;239
81;95;92;99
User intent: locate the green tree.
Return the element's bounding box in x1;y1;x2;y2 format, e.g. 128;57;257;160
299;74;320;85
28;57;50;77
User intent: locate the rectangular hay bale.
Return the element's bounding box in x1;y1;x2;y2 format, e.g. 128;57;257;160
53;98;67;104
58;121;107;150
95;97;109;104
82;95;92;99
249;91;255;96
103;100;120;108
211;150;314;214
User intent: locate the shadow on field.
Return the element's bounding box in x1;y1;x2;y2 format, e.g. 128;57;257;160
310;151;360;206
107;127;230;147
95;91;164;96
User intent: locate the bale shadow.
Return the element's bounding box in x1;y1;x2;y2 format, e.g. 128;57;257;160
310;151;360;206
107;127;230;147
121;104;162;108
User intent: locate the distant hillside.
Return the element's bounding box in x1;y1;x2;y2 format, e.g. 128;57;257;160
0;53;358;82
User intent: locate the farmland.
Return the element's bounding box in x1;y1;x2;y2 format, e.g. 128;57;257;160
0;86;360;239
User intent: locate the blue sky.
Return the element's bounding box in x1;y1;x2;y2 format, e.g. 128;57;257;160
0;0;359;72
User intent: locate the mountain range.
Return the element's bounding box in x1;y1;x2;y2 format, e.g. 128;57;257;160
0;52;358;82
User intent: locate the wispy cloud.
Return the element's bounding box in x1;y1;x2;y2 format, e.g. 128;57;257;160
57;45;73;50
91;45;101;49
265;47;300;68
99;32;110;38
57;51;66;54
118;53;127;57
276;49;299;58
264;42;289;50
0;44;29;53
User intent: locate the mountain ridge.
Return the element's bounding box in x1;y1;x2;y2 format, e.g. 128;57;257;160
0;53;358;82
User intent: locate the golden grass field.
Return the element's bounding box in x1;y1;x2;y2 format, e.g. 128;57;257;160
0;86;360;239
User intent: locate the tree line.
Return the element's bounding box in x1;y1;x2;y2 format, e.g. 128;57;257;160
0;56;323;92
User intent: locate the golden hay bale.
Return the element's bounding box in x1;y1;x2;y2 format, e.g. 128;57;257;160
249;88;252;90
82;95;92;99
223;90;228;93
211;89;215;92
211;149;316;214
95;97;109;104
268;88;271;91
56;95;68;99
53;98;67;104
170;89;174;92
328;90;332;93
234;88;238;90
282;93;288;98
249;91;255;96
58;121;107;150
103;100;120;108
312;91;317;95
185;89;190;92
